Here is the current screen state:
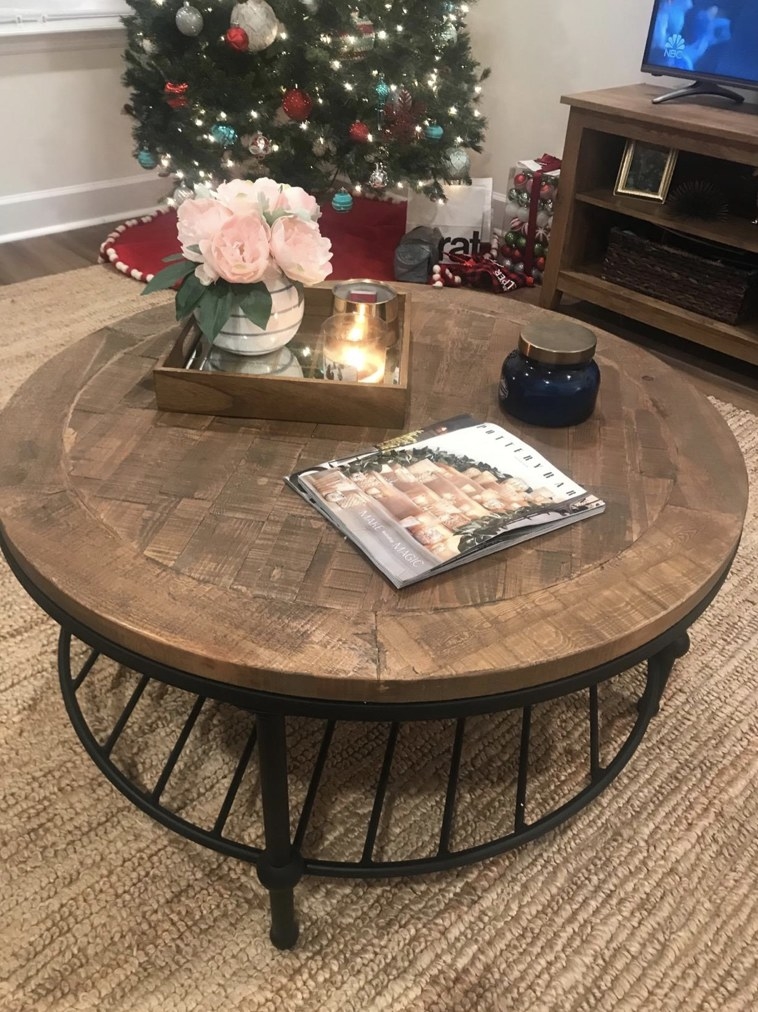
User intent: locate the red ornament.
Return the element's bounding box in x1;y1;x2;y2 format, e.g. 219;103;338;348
540;182;554;199
164;82;189;109
225;27;249;52
282;88;313;121
525;276;535;286
536;256;546;270
349;120;370;143
514;172;526;186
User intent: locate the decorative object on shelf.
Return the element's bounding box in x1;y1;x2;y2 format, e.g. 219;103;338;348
175;2;204;37
331;188;354;213
499;320;600;428
143;177;332;355
667;179;729;221
614;140;678;202
394;226;443;283
321;315;388;383
282;88;313;121
602;226;758;325
332;279;400;332
496;155;560;289
229;0;279;53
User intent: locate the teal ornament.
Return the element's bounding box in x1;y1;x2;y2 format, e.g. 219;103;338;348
211;123;237;146
446;145;470;180
375;76;391;108
425;123;444;142
137;149;158;169
331;188;353;213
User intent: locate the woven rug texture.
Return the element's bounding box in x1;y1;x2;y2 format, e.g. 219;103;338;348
0;267;756;1012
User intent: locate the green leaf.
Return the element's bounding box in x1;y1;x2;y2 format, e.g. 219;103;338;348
162;252;185;263
174;272;207;321
195;283;233;344
236;283;273;330
142;258;196;295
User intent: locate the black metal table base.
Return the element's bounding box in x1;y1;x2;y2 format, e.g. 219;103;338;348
56;626;691;950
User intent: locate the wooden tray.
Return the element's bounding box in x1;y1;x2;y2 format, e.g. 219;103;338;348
153;287;411;426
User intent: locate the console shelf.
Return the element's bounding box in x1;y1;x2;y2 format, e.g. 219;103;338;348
542;84;758;365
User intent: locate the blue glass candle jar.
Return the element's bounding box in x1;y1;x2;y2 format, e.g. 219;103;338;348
498;320;600;427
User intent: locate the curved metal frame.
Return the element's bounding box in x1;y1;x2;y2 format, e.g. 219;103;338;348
0;531;736;947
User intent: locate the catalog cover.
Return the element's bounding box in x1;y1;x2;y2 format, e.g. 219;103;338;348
286;418;606;589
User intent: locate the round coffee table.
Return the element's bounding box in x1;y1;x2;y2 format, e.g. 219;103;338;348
0;288;747;949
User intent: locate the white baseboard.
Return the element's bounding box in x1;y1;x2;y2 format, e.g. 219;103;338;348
0;174;169;244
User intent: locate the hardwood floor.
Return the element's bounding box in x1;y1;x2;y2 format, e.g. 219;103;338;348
1;222;756;412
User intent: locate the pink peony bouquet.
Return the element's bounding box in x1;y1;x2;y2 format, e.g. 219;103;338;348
143;178;333;342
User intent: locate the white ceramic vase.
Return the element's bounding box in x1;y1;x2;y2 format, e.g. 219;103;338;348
211;276;304;356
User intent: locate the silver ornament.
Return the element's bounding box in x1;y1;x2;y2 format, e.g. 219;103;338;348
369;164;389;191
141;37;157;55
247;132;271;157
441;23;458;45
230;0;279;53
175;2;204;37
446;145;470;180
172;185;194;207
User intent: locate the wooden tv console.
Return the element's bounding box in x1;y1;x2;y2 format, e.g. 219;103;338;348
540;83;758;366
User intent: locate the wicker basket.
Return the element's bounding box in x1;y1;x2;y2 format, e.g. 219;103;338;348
601;227;758;324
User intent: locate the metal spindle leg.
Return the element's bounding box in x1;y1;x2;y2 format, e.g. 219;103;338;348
255;713;304;950
644;630;691;716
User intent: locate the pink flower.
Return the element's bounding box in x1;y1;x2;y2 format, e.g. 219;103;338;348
176;197;233;263
215;177;285;217
270;216;333;285
200;213;272;285
280;184;320;221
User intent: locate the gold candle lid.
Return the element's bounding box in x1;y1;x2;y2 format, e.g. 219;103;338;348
518;320;597;366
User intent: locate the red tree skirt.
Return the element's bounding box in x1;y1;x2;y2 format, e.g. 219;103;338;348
99;197;408;283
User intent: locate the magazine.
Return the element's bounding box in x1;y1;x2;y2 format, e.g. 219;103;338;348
285;416;606;589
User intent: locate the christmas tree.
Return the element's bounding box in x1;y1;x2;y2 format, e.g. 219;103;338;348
122;1;488;205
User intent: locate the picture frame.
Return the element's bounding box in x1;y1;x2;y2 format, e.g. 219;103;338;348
614;140;678;202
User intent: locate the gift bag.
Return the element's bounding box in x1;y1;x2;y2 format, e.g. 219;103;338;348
394;225;443;283
405;178;494;261
497;155;560;287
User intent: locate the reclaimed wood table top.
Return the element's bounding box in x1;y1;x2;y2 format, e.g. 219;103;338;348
0;287;748;703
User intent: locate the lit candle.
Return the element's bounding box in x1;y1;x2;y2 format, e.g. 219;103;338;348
321;315;388;384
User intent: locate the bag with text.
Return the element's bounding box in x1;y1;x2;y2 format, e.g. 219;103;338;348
405;177;494;261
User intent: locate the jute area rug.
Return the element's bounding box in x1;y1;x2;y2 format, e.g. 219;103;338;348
1;268;756;1012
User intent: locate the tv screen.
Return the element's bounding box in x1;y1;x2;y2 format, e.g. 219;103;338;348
642;1;758;90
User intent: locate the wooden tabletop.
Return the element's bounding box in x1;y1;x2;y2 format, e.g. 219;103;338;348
0;287;747;703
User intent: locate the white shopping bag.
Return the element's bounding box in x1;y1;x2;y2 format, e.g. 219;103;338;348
405;178;493;259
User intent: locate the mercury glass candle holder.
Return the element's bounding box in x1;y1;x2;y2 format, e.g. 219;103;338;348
320;314;389;384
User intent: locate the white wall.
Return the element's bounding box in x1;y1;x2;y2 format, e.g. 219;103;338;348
0;2;663;241
468;0;651;190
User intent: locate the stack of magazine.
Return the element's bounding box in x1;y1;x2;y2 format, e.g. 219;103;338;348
285;416;605;588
